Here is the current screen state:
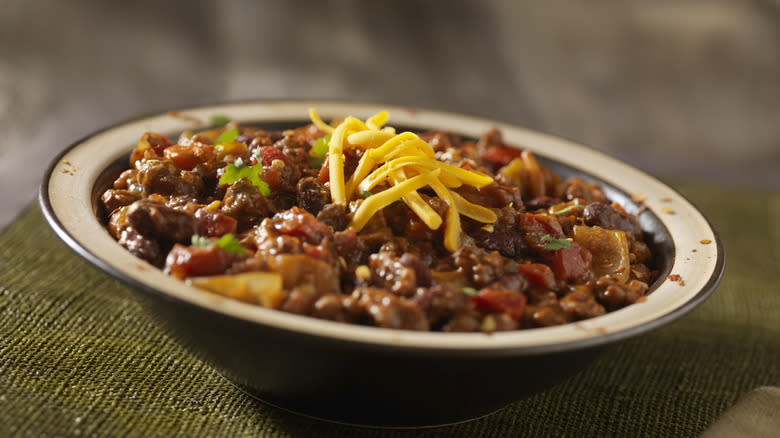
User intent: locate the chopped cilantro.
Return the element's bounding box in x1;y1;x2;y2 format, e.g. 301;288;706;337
460;286;479;296
540;234;572;250
309;135;330;168
552;204;585;215
215;233;245;253
209;114;231;127
361;190;372;198
219;157;270;196
190;233;245;254
215;127;239;145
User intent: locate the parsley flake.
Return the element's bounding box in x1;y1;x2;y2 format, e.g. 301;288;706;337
540;234;571;250
460;286;479;296
215;233;245;253
219;157;270;196
552;204;585;215
190;233;245;254
215;127;239;145
309;135;330;168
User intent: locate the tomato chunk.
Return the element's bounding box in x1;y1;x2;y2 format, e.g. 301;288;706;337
480;146;523;168
164;244;235;279
195;208;238;237
517;213;565;251
551;242;593;283
516;263;557;289
258;146;288;166
471;289;527;320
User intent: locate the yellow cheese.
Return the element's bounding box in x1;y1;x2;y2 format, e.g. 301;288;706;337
390;168;443;230
309;108;334;134
309;109;498;251
351;169;442;231
429;179;461;252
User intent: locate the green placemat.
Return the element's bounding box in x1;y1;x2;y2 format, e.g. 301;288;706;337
1;183;778;437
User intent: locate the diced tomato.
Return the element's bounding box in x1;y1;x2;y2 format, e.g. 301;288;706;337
516;263;557;289
164;144;216;170
480;146;524;168
551;242;593;283
195;209;237;237
517;213;565;251
164;244;234;279
471;289;527;320
164;145;197;170
274;207;331;243
258;146;288;166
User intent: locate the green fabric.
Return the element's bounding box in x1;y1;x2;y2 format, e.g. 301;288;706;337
1;183;778;437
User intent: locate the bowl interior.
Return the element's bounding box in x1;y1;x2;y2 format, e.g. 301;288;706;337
43;101;723;353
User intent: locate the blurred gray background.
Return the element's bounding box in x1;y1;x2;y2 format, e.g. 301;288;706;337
1;0;778;230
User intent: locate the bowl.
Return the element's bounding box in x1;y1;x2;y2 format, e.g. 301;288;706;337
40;101;724;427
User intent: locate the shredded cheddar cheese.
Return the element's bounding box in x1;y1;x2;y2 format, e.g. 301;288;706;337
309;108;497;251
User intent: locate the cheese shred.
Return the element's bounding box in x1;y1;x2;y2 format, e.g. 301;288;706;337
309;108;496;251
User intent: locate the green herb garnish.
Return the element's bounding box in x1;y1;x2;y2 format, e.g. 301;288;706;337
215;127;239;145
209;114;231;127
460;286;479;296
309;135;331;168
540;234;572;250
552;204;585;215
219;157;270;196
361;190;372;198
190;233;245;254
215;233;245;253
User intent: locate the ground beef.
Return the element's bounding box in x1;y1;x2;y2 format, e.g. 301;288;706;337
312;288;428;331
221;178;275;231
101;120;659;332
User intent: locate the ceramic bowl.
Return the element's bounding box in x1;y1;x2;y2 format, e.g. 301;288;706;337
40;101;724;427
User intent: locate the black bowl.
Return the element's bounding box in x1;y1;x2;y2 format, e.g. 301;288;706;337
40;101;724;427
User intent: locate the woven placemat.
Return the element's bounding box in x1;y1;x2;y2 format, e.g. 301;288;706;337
1;183;778;437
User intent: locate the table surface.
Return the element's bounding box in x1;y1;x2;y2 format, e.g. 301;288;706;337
1;182;778;437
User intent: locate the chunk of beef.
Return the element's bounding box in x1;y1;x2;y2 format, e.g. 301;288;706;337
221;178;275;231
118;228;164;267
593;276;648;310
452;246;506;287
125;199;198;244
559;285;606;320
369;250;432;297
101;189;142;213
557;177;607;204
467;206;527;258
317;203;349;231
296;177;329;215
584;202;642;240
312;288;428;331
137;159;204;198
411;285;470;330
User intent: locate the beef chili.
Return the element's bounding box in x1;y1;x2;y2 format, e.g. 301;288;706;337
101;110;658;332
